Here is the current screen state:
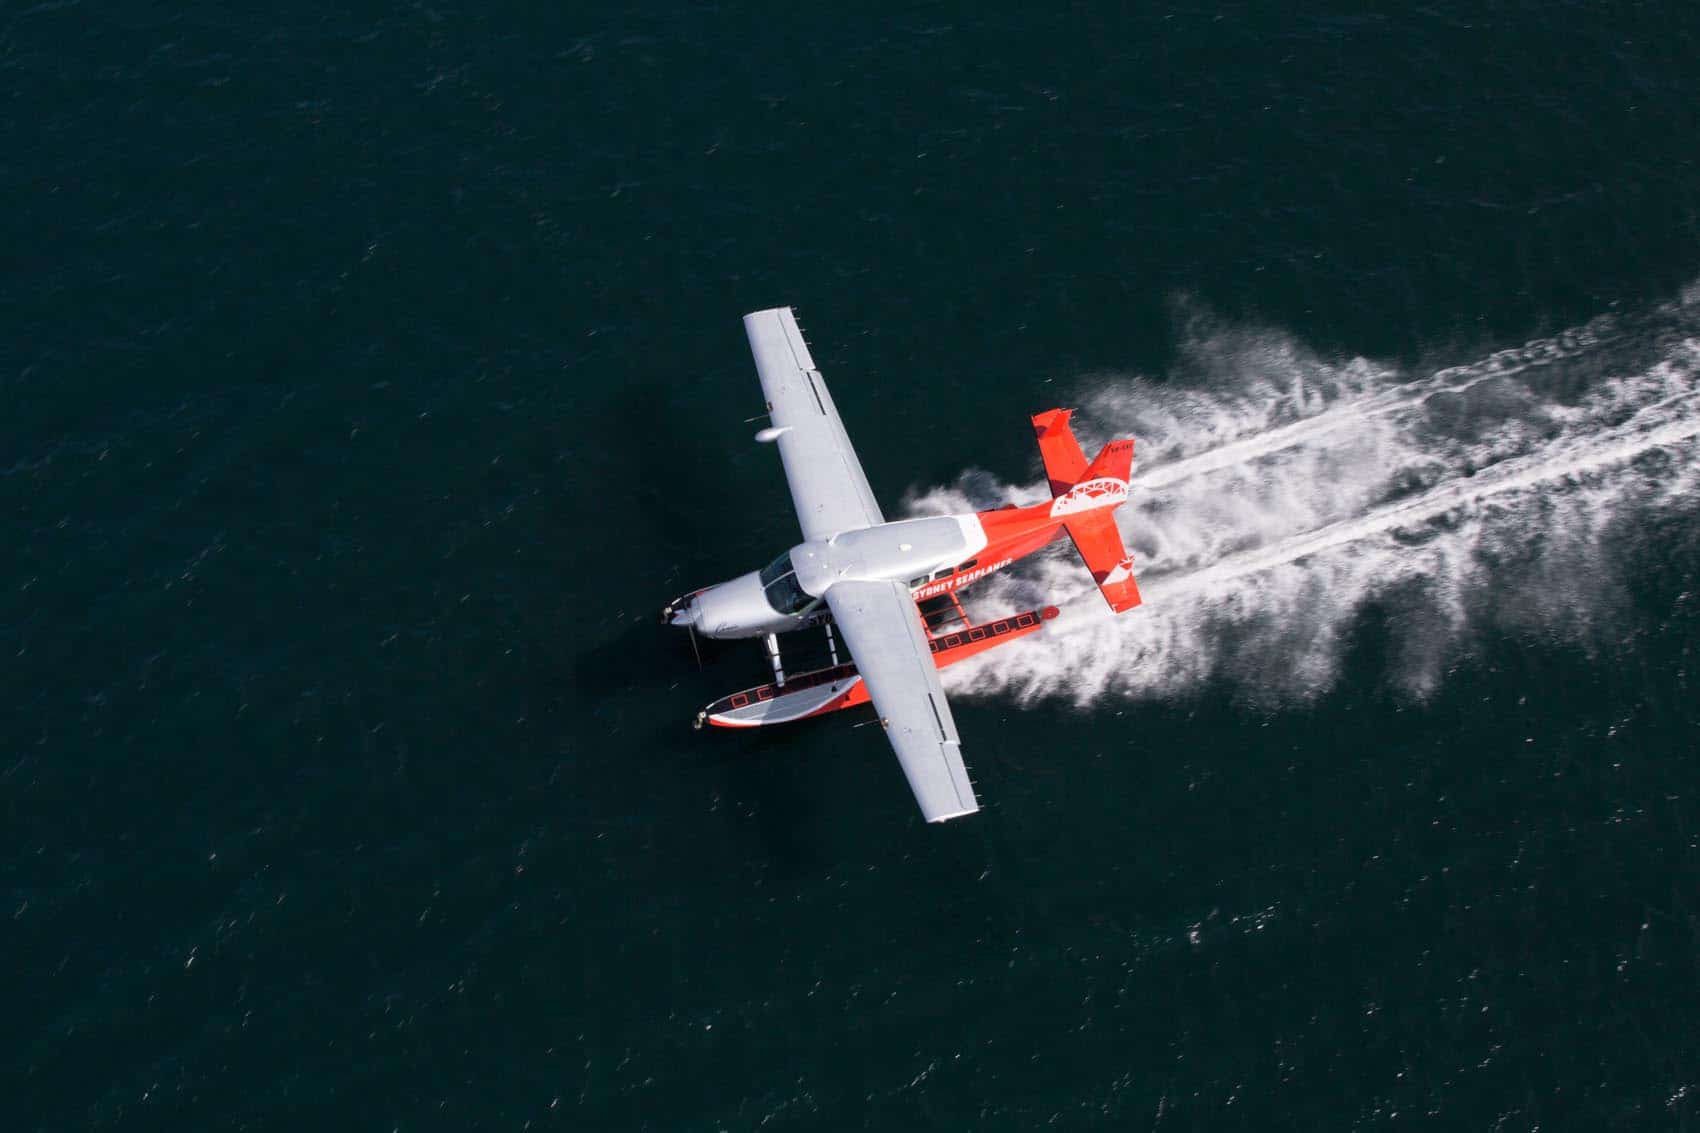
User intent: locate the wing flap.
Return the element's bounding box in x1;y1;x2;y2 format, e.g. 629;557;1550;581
825;579;979;822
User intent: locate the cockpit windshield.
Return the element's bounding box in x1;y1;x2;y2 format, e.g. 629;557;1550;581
759;550;816;616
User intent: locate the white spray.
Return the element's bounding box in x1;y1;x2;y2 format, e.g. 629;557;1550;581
909;284;1700;706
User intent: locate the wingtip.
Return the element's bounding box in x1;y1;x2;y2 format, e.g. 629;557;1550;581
1030;407;1074;436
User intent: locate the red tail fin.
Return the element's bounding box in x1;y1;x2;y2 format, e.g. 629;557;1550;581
1031;409;1142;612
1081;438;1134;485
1065;438;1140;613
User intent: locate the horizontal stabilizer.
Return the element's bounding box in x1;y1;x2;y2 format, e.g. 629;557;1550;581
1065;509;1142;613
1032;408;1088;497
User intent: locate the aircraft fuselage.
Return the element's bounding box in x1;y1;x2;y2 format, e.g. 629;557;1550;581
663;491;1111;639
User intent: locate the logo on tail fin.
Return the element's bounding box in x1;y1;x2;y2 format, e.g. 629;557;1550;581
1049;477;1129;517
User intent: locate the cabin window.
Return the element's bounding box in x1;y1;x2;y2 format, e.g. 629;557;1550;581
759;550;792;590
931;567;953;581
957;559;978;572
759;551;815;616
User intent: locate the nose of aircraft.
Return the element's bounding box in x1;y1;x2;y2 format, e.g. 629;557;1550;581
661;590;703;627
663;571;783;639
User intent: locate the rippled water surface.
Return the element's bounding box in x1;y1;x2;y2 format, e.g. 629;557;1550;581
7;4;1700;1129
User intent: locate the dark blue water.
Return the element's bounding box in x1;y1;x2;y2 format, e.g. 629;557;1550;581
8;3;1700;1129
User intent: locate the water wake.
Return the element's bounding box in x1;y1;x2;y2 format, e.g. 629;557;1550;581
911;285;1700;706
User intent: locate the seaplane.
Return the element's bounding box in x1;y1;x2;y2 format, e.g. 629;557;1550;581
662;308;1143;823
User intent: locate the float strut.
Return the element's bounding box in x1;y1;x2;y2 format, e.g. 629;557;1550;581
764;633;786;688
825;621;840;667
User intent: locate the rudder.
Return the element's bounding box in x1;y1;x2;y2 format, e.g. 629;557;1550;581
1081;438;1134;485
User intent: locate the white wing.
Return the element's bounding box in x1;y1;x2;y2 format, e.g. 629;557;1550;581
744;307;884;540
825;579;979;823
